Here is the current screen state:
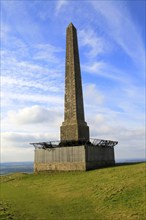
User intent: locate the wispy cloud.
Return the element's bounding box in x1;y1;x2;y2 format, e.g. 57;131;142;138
32;44;64;63
82;61;133;84
90;1;145;71
55;0;68;16
79;28;108;58
1;36;64;111
1;0;43;43
1;91;63;109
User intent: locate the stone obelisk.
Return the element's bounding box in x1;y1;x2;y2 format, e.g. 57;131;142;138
60;23;89;142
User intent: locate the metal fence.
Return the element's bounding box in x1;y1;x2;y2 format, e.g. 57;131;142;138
30;138;118;149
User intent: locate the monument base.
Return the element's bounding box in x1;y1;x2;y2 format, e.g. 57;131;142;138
34;144;115;172
60;123;89;142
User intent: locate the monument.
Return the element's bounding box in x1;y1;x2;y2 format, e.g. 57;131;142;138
31;23;118;172
60;23;89;143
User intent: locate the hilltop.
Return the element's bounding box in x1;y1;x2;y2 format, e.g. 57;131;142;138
0;162;145;220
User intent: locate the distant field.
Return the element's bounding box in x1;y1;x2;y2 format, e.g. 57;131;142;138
0;162;34;175
0;162;145;220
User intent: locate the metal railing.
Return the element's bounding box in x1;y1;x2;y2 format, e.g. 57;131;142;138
30;138;118;149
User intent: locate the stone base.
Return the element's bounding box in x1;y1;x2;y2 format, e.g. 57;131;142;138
34;145;115;172
34;162;86;172
60;123;89;142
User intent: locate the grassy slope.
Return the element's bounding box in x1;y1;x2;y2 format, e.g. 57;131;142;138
0;163;146;220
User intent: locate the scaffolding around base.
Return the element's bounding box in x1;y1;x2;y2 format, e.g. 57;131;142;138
30;138;118;149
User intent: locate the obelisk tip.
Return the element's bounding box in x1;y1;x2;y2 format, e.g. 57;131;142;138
67;22;76;29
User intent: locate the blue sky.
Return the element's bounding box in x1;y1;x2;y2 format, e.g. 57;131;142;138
1;0;145;162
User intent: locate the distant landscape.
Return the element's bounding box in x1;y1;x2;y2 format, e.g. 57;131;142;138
1;159;145;175
0;162;34;175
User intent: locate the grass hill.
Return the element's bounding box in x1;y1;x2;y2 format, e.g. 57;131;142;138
0;162;145;220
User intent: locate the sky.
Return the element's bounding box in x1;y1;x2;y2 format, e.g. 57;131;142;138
1;0;145;162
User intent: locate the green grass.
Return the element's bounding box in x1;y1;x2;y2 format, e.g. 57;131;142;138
0;163;146;220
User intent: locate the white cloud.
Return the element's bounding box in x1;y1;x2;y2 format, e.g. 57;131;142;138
88;115;145;160
55;0;68;16
7;106;62;125
1;105;63;162
79;28;107;58
1;146;33;162
2;105;63;136
33;43;64;63
1;132;58;146
84;84;104;106
1;132;59;162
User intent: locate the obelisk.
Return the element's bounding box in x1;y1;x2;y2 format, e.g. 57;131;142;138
60;23;89;142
